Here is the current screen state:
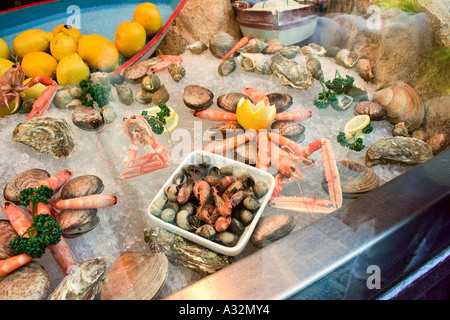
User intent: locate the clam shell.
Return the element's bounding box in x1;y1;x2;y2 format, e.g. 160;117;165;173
72;105;105;130
217;92;249;113
372;81;424;132
100;251;168;300
354;101;387;121
209;32;237;59
263;38;284;54
3;169;50;203
365;137;433;167
271;120;305;141
218;57;237;77
250;215;295;248
61;175;104;199
0;262;51;300
152;85;170;105
183;85;214;111
0;220;18;259
55;209;99;238
123;65;148;83
322;161;379;198
267;93;293;113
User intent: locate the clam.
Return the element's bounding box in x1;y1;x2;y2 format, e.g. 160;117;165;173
301;43;326;58
372;81;424;132
412;129;428;141
0;220;18;259
267;93;293;113
238;37;268;54
101;106;117;124
218;57;237;77
270;52;314;90
115;85;134;105
0;262;51;300
250;215;295;248
426;133;450;155
100;251;168;300
49;258;107;300
152;85;170;105
217;92;249;113
141;74;161;93
3;169;50;203
279;45;301;59
365;137;433;167
263;38;284;54
168;62;186;82
187;41;208;54
55;208;99;238
335;49;359;68
135;90;153;104
12;118;77;158
322;161;379;198
306;57;324;81
182;85;214;111
61;175;104;199
72;105;105;130
123;65;148;83
271;120;305;142
209;32;238;59
354;101;387;121
237;53;271;74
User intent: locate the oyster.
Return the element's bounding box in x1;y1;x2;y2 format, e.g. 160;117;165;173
48;258;107;300
168;62;186;82
217;92;249;113
267;93;293;113
12;118;77;158
144;227;234;276
238;37;268;54
0;220;18;259
279;45;301;59
187;41;208;54
218;57;237;77
365;137;433;167
270;52;314;90
322;161;379;198
250;215;295;248
209;32;237;59
100;251;168;300
3;169;50;203
183;85;214;111
0;262;51;300
335;49;359;68
237;53;271;74
55;208;99;238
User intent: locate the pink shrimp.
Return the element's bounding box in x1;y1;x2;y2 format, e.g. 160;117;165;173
36;169;74;193
148;55;183;73
274;109;313;121
244;87;270;107
1;202;32;236
53;194;118;210
0;254;33;279
221;36;249;61
204;130;256;154
192;109;237;121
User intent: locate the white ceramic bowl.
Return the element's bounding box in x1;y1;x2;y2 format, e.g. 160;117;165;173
147;150;275;256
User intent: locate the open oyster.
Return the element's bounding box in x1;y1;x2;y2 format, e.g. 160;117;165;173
269;52;314;90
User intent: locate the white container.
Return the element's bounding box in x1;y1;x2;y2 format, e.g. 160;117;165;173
147;150;275;256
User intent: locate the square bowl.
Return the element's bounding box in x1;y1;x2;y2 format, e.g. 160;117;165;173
147;150;275;256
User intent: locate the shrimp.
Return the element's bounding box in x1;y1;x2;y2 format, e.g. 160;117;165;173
274;109;313;121
35;169;74;193
148;55;183;73
221;36;249;61
204;130;256;154
192;109;237;121
0;254;33;279
244;87;270;107
1;202;32;236
53;194;118;210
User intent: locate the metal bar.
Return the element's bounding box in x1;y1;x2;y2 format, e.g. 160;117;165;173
164;150;450;300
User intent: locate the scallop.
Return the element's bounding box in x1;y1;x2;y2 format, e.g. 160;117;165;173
3;169;50;203
217;92;249;113
183;85;214;111
60;175;104;199
55;209;99;238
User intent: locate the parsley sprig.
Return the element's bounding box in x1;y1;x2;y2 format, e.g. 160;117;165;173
80;78;112;108
141;103;171;135
336;123;373;152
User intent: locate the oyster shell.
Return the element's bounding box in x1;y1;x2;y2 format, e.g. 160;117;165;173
48;258;107;300
187;41;208;54
209;32;238;59
0;220;18;259
250;215;295;248
183;85;214;111
168;62;186;82
3;169;50;203
365;137;433;167
267;93;293;113
100;251;168;300
270;52;314;90
217;92;249;113
237;53;271;74
0;262;51;300
144;228;234;276
55;208;99;238
322;161;379;198
12;118;77;158
335;49;359;68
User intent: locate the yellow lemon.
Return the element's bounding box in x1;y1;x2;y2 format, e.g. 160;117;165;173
0;97;21;117
236;97;276;131
50;31;78;61
78;34;119;72
114;21;147;58
0;58;14;77
0;38;11;60
56;52;90;86
142;105;179;133
344;114;371;139
52;24;82;40
22;51;57;79
19;78;47;101
133;2;163;37
12;29;54;59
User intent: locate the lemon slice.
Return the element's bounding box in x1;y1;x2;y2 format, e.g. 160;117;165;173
236;98;276;131
344;115;370;139
142;105;179;133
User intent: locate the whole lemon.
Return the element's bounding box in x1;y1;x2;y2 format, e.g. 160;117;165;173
0;38;11;60
133;2;162;37
20;78;47;101
22;51;57;79
56;52;90;86
0;57;14;77
115;21;147;58
52;24;82;40
0;97;21;117
12;29;54;59
78;34;119;72
50;31;78;61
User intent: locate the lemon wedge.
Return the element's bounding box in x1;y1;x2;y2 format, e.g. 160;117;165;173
236;97;276;131
142;105;179;133
344;115;371;139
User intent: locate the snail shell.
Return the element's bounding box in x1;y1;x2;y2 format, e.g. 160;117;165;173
168;62;186;82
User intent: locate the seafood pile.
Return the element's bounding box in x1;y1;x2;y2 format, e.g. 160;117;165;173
149;153;270;248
